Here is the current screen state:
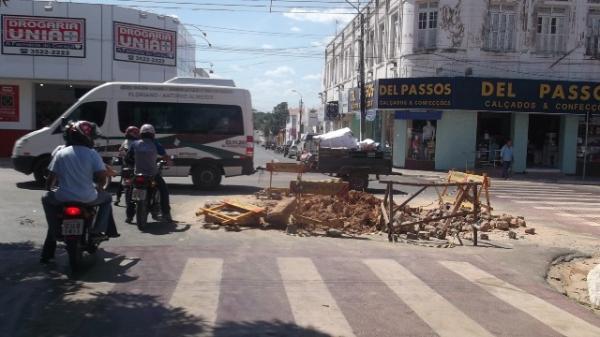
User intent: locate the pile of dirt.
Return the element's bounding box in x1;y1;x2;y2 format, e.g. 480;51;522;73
292;191;382;235
547;254;600;313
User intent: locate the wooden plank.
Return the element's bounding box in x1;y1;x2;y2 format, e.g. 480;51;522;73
289;180;349;196
266;162;307;173
222;200;265;214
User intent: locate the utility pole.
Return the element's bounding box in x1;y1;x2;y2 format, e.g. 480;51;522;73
346;0;365;141
292;90;303;140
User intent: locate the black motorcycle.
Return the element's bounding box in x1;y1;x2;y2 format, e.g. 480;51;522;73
58;203;106;272
130;160;167;230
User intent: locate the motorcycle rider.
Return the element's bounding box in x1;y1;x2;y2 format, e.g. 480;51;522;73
114;126;140;205
125;124;173;223
40;121;120;264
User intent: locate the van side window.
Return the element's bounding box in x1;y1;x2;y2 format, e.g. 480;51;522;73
66;101;107;126
117;102;244;135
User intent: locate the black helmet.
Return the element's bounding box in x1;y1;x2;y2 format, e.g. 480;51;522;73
64;120;100;148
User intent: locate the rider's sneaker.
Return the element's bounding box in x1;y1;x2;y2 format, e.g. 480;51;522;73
161;213;173;222
125;218;133;224
107;232;121;238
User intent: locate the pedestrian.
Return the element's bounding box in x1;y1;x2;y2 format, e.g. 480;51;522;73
500;139;514;179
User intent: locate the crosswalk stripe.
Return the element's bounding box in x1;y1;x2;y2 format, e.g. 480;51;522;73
169;258;223;325
440;261;600;337
514;200;600;205
557;212;600;218
535;206;600;211
364;259;494;337
490;189;576;193
495;195;593;200
278;257;356;337
554;213;600;227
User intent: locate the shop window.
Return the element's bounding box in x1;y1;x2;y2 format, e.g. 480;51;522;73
407;120;437;161
118;102;243;135
476;112;512;167
377;22;386;63
586;14;600;58
484;4;516;52
578;116;600;175
535;7;568;54
527;115;560;169
67;101;107;127
389;12;400;58
416;2;438;50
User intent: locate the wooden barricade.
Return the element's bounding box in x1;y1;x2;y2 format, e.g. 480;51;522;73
439;170;492;216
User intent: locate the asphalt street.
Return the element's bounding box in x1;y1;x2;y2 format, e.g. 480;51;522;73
1;147;600;337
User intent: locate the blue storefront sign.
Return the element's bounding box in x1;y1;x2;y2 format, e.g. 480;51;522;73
374;77;600;115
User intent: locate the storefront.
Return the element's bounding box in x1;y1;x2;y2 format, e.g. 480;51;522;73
358;77;600;175
0;0;196;157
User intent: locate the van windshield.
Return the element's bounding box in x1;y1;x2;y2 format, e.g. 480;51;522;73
118;102;244;135
64;101;107;126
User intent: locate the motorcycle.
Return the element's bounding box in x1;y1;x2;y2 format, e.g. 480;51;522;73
130;160;167;230
59;203;106;272
111;156;134;206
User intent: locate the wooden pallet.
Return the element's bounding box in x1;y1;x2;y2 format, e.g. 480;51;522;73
197;200;265;225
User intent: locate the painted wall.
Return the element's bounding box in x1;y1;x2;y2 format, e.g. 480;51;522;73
511;113;529;173
0;1;195;84
560;115;579;174
393;118;407;167
434;110;477;171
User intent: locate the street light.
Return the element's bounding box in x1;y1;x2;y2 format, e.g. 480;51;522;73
291;89;303;140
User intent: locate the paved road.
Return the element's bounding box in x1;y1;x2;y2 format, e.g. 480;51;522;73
2;147;600;337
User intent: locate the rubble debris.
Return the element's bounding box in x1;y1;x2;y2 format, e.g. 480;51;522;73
209;224;221;230
525;228;536;235
326;228;343;238
265;197;296;227
479;233;489;241
508;230;517;240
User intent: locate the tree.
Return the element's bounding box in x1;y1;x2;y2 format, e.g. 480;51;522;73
271;102;289;134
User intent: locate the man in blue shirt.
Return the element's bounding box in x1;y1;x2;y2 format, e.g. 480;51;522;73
500;139;514;179
41;121;119;264
125;124;172;223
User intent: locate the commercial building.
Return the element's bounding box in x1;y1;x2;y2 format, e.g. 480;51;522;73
323;0;600;175
0;0;196;156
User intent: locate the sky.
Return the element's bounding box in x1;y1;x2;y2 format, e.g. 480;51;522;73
73;0;358;112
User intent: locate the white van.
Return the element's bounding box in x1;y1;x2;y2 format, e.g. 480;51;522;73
12;79;255;189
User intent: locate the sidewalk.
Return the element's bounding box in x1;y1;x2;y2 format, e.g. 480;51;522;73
392;166;600;186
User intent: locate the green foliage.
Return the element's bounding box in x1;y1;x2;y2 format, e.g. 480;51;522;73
253;102;289;138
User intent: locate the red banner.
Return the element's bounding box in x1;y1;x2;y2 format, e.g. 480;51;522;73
0;85;19;122
1;15;86;58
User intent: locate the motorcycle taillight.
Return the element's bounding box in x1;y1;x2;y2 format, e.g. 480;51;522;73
64;206;82;217
134;176;145;185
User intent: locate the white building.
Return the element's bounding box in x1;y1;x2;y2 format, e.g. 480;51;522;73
286;107;300;142
0;0;196;156
323;0;600;175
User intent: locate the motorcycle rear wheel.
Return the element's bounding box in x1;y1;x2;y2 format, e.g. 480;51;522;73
65;240;83;272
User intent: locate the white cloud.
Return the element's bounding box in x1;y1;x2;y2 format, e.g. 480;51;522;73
283;8;354;24
229;64;243;72
264;66;296;77
310;35;334;49
290;26;302;32
302;73;321;81
261;44;274;49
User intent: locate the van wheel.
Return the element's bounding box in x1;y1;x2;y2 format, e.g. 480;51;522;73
33;156;51;185
192;165;222;190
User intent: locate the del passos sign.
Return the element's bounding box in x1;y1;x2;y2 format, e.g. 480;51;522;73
374;77;600;115
114;22;176;66
1;15;85;57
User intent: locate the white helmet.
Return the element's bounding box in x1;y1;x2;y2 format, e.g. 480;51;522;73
140;124;155;135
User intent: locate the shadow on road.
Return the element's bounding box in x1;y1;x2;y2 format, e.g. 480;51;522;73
167;183;261;197
0;242;335;337
213;320;334;337
137;221;192;236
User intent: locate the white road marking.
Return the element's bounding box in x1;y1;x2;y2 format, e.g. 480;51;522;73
169;258;223;325
556;212;600;218
515;200;600;205
490;189;578;194
492;194;590;201
278;257;355;337
364;259;493;337
440;261;600;337
535;206;600;211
